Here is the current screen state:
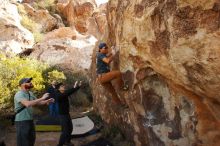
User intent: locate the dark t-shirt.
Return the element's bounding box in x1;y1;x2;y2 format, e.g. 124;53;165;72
96;52;110;74
47;86;57;101
56;87;80;115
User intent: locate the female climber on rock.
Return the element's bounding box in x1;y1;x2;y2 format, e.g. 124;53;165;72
96;42;129;107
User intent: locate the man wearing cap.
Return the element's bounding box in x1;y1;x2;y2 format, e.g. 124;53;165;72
14;77;54;146
96;42;128;106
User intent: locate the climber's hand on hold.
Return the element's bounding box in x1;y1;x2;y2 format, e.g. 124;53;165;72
111;46;116;56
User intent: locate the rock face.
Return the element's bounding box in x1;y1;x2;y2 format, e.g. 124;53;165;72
91;0;220;146
42;27;77;41
0;1;34;54
87;13;107;39
56;0;107;38
22;3;62;32
31;27;97;72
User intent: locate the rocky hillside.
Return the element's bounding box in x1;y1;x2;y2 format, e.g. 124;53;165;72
29;0;107;72
0;0;107;72
91;0;220;146
0;0;34;54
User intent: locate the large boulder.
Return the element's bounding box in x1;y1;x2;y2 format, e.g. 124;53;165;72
31;27;97;72
0;1;34;54
91;0;220;146
42;27;77;41
57;0;95;30
56;0;106;38
22;3;61;32
86;11;107;39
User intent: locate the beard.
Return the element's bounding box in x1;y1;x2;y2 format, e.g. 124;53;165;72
24;84;34;89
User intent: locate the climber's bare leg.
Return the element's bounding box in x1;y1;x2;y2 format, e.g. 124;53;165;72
101;82;122;104
98;71;126;90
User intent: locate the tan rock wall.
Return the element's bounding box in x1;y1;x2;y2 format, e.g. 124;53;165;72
0;1;34;54
91;0;220;145
23;3;59;32
56;0;107;38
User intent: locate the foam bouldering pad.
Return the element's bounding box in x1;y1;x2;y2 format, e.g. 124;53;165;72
35;115;60;125
71;116;94;135
35;115;61;131
35;125;61;131
35;116;95;134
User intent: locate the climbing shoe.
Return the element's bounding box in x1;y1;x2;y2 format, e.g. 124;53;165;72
122;80;129;91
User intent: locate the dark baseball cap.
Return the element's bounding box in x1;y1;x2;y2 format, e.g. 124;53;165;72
19;77;32;86
98;42;107;49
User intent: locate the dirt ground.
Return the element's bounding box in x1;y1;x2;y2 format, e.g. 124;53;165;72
1;107;132;146
2;107;103;146
4;127;102;146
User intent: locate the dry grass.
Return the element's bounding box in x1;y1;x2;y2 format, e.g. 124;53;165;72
17;4;44;42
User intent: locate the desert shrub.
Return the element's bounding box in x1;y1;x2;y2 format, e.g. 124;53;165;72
20;15;43;42
34;0;55;9
17;4;44;42
0;54;65;112
33;0;57;14
20;15;36;31
32;30;44;43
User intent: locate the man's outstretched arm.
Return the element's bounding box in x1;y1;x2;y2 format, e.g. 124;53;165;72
20;93;54;107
